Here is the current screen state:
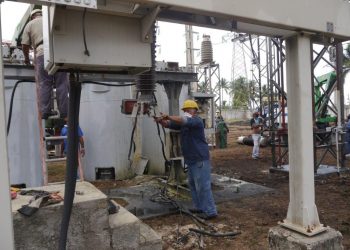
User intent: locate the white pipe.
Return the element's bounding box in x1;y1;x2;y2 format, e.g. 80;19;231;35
45;136;67;141
0;4;15;249
46;157;67;163
336;89;342;173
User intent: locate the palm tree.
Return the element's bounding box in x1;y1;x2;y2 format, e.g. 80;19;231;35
218;78;230;108
230;77;258;109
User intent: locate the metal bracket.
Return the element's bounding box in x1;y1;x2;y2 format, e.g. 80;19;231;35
141;5;161;43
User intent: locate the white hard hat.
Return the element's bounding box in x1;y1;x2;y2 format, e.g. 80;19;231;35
30;9;42;17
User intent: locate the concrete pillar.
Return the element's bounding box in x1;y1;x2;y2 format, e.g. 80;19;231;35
269;33;343;249
280;34;325;236
0;5;15;249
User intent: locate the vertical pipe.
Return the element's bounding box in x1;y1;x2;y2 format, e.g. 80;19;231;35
258;37;262;114
311;44;317;173
336;43;344;169
0;4;15;249
276;39;282;127
59;73;82;250
267;38;276;168
280;39;286;129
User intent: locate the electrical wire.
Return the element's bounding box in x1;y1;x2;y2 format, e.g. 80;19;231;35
128;115;138;163
82;8;90;57
7;80;36;136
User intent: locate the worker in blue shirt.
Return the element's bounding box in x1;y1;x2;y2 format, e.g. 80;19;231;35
345;114;350;156
61;118;85;157
154;99;217;220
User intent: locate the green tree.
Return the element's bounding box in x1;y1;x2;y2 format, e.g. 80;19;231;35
218;78;230;108
230;77;257;109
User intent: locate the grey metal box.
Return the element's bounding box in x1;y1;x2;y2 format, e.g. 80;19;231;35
43;6;151;74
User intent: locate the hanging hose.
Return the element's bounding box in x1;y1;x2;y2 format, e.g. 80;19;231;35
59;73;82;250
6;80;36;135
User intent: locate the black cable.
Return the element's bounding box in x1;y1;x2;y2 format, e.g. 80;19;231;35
7;80;36;136
82;8;90;56
59;73;82;250
82;81;136;87
128;115;138;162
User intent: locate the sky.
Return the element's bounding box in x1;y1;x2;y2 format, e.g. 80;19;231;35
1;2;348;104
1;2;29;41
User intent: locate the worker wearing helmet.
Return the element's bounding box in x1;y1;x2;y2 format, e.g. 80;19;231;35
22;8;69;119
155;99;217;220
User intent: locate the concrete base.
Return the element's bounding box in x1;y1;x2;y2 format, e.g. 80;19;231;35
109;201;162;250
269;164;349;176
12;181;162;250
268;226;343;250
108;174;272;219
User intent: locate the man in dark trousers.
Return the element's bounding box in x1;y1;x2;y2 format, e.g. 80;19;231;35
22;9;69;119
154;99;217;220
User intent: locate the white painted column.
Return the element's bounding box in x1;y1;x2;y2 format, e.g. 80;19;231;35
280;34;325;236
0;5;15;249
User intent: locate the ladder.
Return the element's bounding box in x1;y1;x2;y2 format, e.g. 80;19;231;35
43;134;84;181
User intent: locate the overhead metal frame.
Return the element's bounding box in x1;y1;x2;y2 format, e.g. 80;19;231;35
268;43;346;171
234;34;346;171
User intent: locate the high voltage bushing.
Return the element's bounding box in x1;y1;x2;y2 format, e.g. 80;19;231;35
137;24;157;101
201;34;213;64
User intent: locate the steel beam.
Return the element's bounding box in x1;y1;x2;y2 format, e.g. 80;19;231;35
137;0;350;40
280;34;325;236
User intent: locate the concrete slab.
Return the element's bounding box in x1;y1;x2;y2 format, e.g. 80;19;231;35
108;174;272;219
268;225;343;250
139;223;163;250
211;174;272;203
12;182;162;250
270;164;350;176
13;181;111;250
109;200;162;250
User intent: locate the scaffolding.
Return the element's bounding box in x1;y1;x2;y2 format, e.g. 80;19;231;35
233;33;346;172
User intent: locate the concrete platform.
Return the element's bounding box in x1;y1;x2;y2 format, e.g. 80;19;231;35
12;181;162;250
268;225;343;250
108;174;272;219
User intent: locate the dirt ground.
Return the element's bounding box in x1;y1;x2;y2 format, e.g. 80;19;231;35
48;124;350;249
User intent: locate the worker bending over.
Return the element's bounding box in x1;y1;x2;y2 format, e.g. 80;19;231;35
155;100;217;220
22;9;69;119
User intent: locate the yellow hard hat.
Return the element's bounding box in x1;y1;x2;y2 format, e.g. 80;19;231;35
182;100;199;110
